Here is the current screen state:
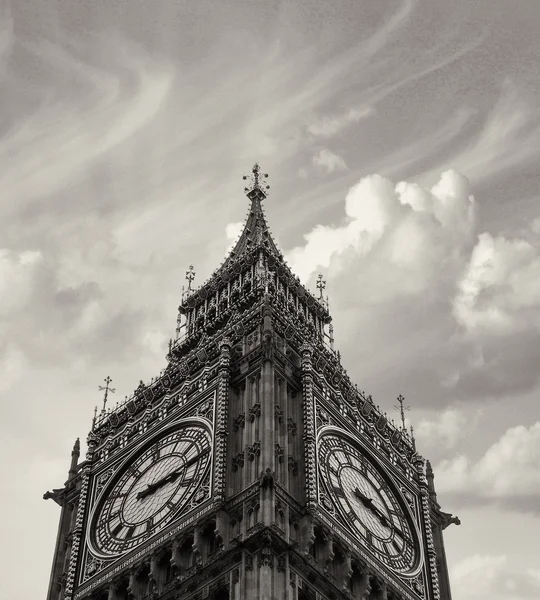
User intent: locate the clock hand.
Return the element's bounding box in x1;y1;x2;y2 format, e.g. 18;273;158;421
353;488;390;527
136;448;210;500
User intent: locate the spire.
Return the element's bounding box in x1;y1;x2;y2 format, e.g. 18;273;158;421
222;163;280;268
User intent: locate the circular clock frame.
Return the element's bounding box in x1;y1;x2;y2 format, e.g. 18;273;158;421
87;418;212;558
318;427;423;577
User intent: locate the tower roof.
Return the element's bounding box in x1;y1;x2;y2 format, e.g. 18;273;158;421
222;163;282;268
179;163;330;324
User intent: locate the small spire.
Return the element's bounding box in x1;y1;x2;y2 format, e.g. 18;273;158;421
98;376;115;415
426;460;437;499
410;424;416;451
68;437;80;479
394;394;411;431
316;274;326;301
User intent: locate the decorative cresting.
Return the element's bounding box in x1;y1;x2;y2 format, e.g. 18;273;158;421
416;454;440;600
300;342;317;512
215;337;232;503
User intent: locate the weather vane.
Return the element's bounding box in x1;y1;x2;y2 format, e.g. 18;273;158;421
316;274;326;300
243;163;270;195
185;265;196;292
394;394;410;431
99;376;116;415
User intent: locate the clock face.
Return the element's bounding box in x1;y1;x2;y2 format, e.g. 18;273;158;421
89;421;212;557
318;432;420;575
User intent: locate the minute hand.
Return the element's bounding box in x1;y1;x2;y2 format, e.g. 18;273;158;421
353;488;389;527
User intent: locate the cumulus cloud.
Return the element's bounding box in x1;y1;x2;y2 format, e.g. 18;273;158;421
288;169;474;284
452;555;540;600
434;422;540;512
286;168;540;402
313;149;348;173
225;221;244;253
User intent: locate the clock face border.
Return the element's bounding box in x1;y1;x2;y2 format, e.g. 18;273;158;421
317;426;424;577
86;417;213;559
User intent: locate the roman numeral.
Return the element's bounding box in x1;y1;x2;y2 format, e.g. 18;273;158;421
152;444;160;459
126;525;136;539
332;486;346;498
112;522;123;537
146;517;154;532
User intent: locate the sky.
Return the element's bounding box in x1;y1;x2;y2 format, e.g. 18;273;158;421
0;0;539;598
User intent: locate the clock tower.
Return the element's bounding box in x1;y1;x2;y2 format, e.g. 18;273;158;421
45;164;459;600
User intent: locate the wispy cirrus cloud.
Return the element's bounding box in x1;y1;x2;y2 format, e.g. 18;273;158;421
0;33;174;210
307;107;373;138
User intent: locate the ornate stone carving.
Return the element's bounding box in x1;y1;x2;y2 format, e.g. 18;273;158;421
287;417;297;436
232;413;246;432
231;453;245;472
287;456;299;476
275;443;285;463
247;442;261;461
248;403;261;422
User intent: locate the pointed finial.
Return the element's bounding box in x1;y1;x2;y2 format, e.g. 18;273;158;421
185;265;196;292
243;163;270;197
98;376;115;415
410;424;416;451
394;394;410;431
92;405;98;430
316;274;326;300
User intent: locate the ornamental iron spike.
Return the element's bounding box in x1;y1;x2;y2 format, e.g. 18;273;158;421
394;394;411;431
98;376;115;415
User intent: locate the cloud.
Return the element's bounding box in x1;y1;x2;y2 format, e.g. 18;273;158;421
420;79;540;186
0;33;174;209
225;221;244;248
416;406;483;450
285;169;540;403
287;169;474;285
452;555;540;600
434;422;540;512
307;107;373;138
313;149;348;173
